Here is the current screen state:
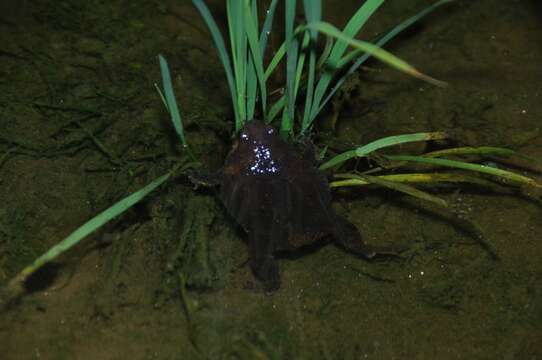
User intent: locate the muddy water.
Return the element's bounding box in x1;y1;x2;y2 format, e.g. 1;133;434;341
1;0;541;359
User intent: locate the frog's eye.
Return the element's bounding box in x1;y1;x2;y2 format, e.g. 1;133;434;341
240;132;249;141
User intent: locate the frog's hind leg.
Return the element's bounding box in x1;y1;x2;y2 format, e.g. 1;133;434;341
333;216;400;258
247;229;280;291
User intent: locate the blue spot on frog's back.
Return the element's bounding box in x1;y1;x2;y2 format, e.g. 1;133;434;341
249;142;280;175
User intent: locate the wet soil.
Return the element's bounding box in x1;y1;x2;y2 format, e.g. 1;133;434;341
1;0;541;359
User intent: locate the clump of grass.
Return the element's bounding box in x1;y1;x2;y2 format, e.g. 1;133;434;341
328;143;542;207
3;0;541;306
188;0;541;206
191;0;450;138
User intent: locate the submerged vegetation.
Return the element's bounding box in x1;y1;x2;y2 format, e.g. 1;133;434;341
2;0;541;303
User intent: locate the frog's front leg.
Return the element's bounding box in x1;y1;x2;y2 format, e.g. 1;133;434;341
187;168;222;188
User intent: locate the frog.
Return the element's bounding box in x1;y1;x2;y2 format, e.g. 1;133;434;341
189;119;398;291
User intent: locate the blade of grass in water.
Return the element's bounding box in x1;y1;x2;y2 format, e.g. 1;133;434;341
331;172;505;189
259;0;279;52
6;170;176;294
159;54;187;147
294;32;310;99
267;95;286;124
332;173;448;207
192;0;240;130
227;0;247;127
385;155;542;187
306;21;447;87
309;0;384;124
245;1;258;121
245;0;268;120
262;23;303;80
316;0;453;120
246;0;279;122
301;0;321;133
423;146;521;159
265;39;286;80
281;0;298;138
320;132;448;170
330;172;497;259
263;23;305;124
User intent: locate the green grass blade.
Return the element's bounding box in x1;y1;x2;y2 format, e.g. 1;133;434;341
158;54;187;147
316;0;453;119
265;40;286;80
424;146;517;158
310;0;384;122
373;0;454;50
424;145;542;170
301;0;321;134
245;0;268;120
306;21;447;87
255;0;279;122
320;132;448;170
303;0;321;37
317;35;333;69
154;83;168;111
281;0;298;138
246;60;257;120
294;32;310;99
354;132;448;157
264;24;304;80
10;171;174;284
336;48;365;69
331;172;505;189
301;43;317;134
192;0;240;130
319;149;357;171
325;0;383;63
259;0;279;53
227;0;247;127
245;1;258;121
385;155;541;187
281;107;292;139
267;94;286;124
332;173;448;207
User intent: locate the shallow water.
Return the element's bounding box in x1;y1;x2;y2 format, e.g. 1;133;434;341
1;0;541;359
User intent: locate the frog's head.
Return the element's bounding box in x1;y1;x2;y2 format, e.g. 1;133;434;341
234;119;281;175
239;119;277;146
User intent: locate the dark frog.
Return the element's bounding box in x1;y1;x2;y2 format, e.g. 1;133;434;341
192;120;398;291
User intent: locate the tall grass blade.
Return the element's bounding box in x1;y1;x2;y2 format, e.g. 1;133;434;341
307;22;447;86
158;54;187;147
294;32;310;99
331;173;504;189
317;0;453;119
310;0;384;122
227;0;247;127
423;146;520;159
333;173;448;207
245;0;268;120
301;0;321;134
267;94;286;124
320;131;448;170
282;0;298;138
385;155;542;187
259;0;279;54
265;41;286;80
245;1;259;121
192;0;240;130
8;171;174;289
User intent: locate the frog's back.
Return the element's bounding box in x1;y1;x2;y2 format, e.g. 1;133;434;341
220;120;335;251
